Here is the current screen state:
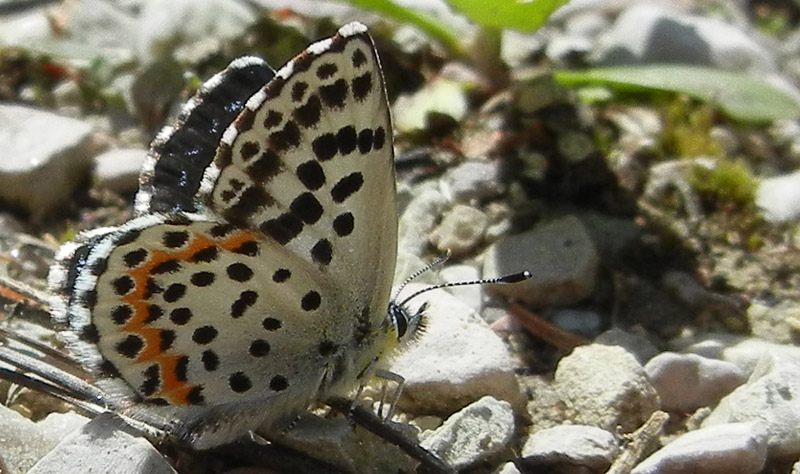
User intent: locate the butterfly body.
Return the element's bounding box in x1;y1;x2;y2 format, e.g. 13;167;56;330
47;22;409;448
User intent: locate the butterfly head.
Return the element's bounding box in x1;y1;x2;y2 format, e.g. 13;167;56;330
387;299;426;345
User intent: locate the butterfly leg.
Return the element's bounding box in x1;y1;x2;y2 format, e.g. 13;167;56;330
373;369;405;421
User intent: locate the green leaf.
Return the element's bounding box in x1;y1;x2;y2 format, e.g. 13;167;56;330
446;0;569;32
554;65;800;123
344;0;461;54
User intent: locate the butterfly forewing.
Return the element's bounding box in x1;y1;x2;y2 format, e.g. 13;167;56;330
199;23;397;315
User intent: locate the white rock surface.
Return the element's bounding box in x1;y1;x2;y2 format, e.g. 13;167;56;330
554;344;659;432
0;405;89;474
0;104;96;215
420;396;515;470
632;422;768;474
703;365;800;457
645;352;745;412
28;413;175;474
391;287;522;414
483;215;598;307
680;334;800;379
521;424;618;470
94;148;148;194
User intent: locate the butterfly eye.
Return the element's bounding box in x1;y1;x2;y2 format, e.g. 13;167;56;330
394;310;408;339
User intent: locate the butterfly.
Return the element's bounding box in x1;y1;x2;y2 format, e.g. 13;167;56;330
46;22;423;449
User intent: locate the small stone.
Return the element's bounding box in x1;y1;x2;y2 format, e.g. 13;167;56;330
441;160;505;203
703;364;800;457
554;344;660;432
756;171;800;224
420;396;515;470
398;186;448;256
393;78;468;132
0;104;97;215
391;287;522;415
645;352;745;412
549;308;604;339
94;148;148;194
429;205;488;257
521;424;618;471
496;461;522;474
277;413;416;474
483;215;598;307
632;422;768;474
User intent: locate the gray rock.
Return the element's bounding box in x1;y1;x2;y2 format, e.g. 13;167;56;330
483;215;598;307
595;4;776;72
554;344;660;432
549;308;604;339
420;396;515;470
0;405;88;474
94;148;148;194
0;104;96;215
645;352;745;412
391;287;522;415
29;413;175;474
703;365;800;456
595;328;659;364
756;169;800;223
429;204;488;257
398;186;448;256
521;424;619;470
632;422;768;474
441;160;505;203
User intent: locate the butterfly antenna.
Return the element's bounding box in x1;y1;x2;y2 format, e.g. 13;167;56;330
397;268;532;309
392;250;452;301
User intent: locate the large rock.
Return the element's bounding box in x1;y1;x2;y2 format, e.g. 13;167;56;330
420;396;515;470
391;287;522;415
554;344;659;432
28;413;175;474
0;405;88;474
703;365;800;457
521;424;618;471
645;352;745;412
483;215;598;307
632;422;768;474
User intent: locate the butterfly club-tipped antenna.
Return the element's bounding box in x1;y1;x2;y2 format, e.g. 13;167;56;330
390;250;532;341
